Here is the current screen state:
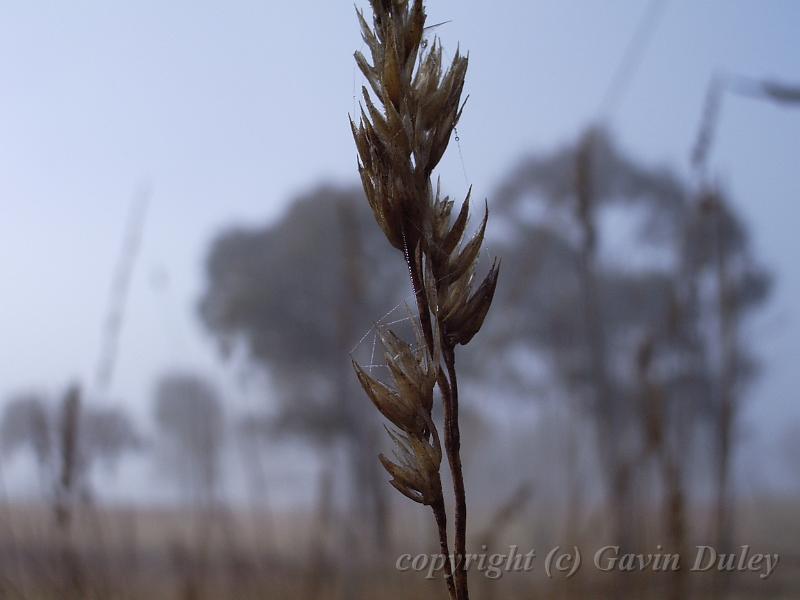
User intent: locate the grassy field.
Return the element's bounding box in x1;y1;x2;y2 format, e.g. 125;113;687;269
1;498;798;599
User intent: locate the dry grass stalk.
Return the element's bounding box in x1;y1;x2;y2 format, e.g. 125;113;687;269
55;384;83;532
349;2;499;598
54;384;87;595
635;335;688;600
475;482;533;600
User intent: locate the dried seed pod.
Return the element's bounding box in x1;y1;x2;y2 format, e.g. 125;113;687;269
351;0;468;252
352;316;436;437
379;417;443;505
426;191;499;346
444;258;501;346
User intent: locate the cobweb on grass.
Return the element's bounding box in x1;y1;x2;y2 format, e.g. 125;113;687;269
347;234;497;378
349;298;421;377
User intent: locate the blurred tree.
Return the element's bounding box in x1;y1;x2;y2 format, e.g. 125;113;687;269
199;184;408;552
153;373;225;505
683;187;771;557
1;392;52;476
81;405;142;470
486;129;770;560
1;385;141;505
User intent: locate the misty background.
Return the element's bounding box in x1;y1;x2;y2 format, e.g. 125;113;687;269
0;0;798;515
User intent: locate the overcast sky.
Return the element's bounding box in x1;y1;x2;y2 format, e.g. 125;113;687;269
1;1;798;499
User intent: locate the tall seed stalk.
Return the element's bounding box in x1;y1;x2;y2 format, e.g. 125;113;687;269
349;2;499;598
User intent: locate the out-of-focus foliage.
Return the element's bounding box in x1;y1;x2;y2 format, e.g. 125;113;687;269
199;185;408;442
153;372;225;500
1;388;141;479
1;392;52;466
475;129;772;554
485;129;769;405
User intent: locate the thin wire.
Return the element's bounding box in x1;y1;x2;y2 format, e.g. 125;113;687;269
351;252;494;361
598;0;669;119
350;301;405;355
351;303;421;372
384;317;414;326
353;65;358;118
425;26;471;187
368;326;378;374
454;126;470;186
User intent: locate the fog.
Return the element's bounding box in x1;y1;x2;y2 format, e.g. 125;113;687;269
1;1;799;598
